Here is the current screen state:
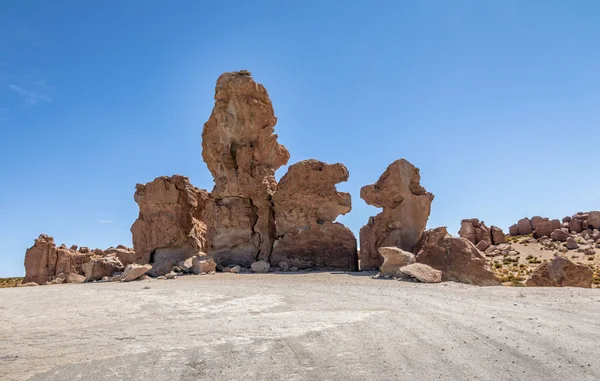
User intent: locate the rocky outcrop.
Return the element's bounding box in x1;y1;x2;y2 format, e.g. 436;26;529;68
532;218;561;239
490;226;506;245
130;175;210;276
378;247;415;278
525;256;593;288
24;235;93;285
359;159;434;270
509;212;600;237
458;219;491;246
24;235;135;285
270;160;357;270
415;227;500;286
202;71;290;267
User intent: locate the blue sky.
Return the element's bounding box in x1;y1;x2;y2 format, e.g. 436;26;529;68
1;1;599;277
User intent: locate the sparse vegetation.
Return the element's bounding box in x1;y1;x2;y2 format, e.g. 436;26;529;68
0;277;23;288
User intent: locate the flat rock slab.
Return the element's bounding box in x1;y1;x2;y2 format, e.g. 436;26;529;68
1;273;599;381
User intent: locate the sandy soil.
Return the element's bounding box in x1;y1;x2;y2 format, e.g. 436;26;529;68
1;272;599;381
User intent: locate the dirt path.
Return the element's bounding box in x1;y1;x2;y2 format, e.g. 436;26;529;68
1;272;599;380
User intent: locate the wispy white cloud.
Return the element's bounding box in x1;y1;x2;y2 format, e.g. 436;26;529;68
8;83;50;105
97;219;115;224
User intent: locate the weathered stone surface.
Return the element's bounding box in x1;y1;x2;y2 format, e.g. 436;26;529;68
586;211;600;230
490;226;506;245
566;237;579;250
359;159;434;270
531;216;543;230
475;240;491;251
66;273;85;284
23;235;94;285
508;224;519;236
525;256;592;288
458;219;492;246
415;227;500;286
20;282;39;287
270;160;357;270
251;260;271;273
533;218;561;239
131;175;210;275
104;246;138;267
202;71;290;267
399;263;442;283
192;255;216;274
550;229;569;242
377;247;415;277
569;219;583;233
82;256;124;282
122;264;152;282
517;218;532;235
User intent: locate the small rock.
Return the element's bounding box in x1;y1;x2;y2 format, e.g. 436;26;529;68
165;272;177;280
290;266;299;272
566;237;579;250
157;276;167;280
278;261;289;271
230;265;241;274
251;260;270;273
192;255;217;275
20;282;39;287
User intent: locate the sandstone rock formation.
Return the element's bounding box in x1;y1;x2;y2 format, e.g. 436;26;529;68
490;226;506;245
359;159;434;270
415;227;500;286
24;235;135;285
130;175;210;276
458;219;491;246
399;263;442;283
378;247;415;278
202;70;290;266
525;256;593;288
270;160;358;270
24;235;93;285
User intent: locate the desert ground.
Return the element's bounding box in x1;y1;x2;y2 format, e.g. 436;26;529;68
1;272;599;381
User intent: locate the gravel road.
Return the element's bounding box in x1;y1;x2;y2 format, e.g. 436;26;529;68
1;272;599;380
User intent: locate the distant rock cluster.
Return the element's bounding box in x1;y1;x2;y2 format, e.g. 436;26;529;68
21;71;597;288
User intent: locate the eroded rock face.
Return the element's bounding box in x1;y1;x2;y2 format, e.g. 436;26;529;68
525;256;592;288
458;219;491;246
202;71;290;266
24;235;135;285
270;160;357;270
24;235;94;285
359;159;434;270
415;227;500;286
130;175;210;276
490;226;506;245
